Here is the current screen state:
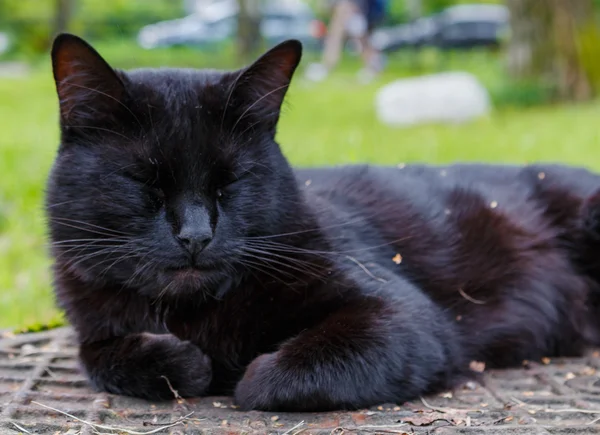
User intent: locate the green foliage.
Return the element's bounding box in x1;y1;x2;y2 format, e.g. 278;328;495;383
576;21;600;96
0;0;184;55
490;80;555;108
13;314;66;335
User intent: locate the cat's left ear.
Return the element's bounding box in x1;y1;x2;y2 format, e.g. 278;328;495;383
231;39;302;130
51;33;126;126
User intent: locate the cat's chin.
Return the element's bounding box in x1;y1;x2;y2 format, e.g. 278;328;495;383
147;266;232;300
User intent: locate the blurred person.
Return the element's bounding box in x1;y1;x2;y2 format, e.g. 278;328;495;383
305;0;388;83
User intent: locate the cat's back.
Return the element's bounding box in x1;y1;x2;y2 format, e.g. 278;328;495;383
294;162;600;215
294;162;600;287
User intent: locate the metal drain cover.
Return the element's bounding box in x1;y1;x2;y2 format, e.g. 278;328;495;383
1;328;600;434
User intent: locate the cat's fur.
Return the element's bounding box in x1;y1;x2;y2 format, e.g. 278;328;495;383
46;33;600;411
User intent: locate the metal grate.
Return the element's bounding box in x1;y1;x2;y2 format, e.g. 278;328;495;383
1;328;600;434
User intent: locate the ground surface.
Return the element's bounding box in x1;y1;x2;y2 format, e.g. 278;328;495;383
1;328;600;434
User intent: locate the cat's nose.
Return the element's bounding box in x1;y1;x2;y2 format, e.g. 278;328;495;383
177;229;213;256
175;203;213;256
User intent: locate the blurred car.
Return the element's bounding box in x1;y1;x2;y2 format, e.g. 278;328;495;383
434;4;509;49
371;4;509;53
137;0;323;50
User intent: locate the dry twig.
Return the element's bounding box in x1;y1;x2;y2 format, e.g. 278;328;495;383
32;401;194;435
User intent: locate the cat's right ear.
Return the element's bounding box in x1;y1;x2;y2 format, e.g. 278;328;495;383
51;33;126;126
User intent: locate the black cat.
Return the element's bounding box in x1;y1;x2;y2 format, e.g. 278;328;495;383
46;33;600;411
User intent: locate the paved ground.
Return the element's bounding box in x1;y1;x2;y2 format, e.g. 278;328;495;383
1;328;600;434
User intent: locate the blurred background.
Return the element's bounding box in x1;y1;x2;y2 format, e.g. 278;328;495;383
1;0;600;330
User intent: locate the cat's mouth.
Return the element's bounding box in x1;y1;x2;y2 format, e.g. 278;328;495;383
165;263;215;275
166;265;206;273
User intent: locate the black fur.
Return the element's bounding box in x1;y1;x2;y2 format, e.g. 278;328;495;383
46;33;600;411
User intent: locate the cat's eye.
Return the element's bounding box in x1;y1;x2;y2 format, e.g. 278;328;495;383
216;189;224;199
150;187;165;205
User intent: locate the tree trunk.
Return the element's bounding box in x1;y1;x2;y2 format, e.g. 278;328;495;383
236;0;262;63
506;0;599;101
54;0;73;36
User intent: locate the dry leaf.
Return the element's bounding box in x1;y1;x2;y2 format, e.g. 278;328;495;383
541;357;551;365
580;366;596;376
522;391;534;397
392;253;402;264
469;360;486;373
565;372;576;380
440;392;453;399
271;416;279;422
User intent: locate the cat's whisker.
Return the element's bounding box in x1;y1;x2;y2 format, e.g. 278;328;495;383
99;163;141;181
54;244;134;258
123;249;161;288
220;69;245;134
243;239;334;258
50;237;132;246
243;236;413;256
240;214;373;240
237;259;303;291
62;243;144;271
70;125;134;141
96;248;150;281
241;246;327;278
46;199;93;209
57;81;144;130
78;244;156;280
230;84;290;134
49;217;135;237
238;253;315;287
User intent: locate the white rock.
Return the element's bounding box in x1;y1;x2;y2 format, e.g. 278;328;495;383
375;72;491;127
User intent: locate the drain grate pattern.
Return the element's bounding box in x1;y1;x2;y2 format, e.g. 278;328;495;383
1;328;600;434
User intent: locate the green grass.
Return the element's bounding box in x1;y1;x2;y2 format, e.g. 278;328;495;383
1;44;600;329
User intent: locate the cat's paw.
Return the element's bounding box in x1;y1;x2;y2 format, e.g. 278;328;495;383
82;333;212;401
143;334;212;399
234;353;283;411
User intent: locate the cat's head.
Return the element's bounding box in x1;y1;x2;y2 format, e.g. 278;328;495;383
46;33;303;299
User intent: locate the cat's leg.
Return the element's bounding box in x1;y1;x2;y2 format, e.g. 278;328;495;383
79;333;212;400
234;281;463;411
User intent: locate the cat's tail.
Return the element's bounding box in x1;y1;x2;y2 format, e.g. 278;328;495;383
580;190;600;241
577;190;600;343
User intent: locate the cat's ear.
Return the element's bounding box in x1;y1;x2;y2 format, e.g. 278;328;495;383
51;33;126;125
231;39;302;129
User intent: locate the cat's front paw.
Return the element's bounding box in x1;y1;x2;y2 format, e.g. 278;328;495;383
144;334;212;399
234;353;284;411
81;333;212;401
